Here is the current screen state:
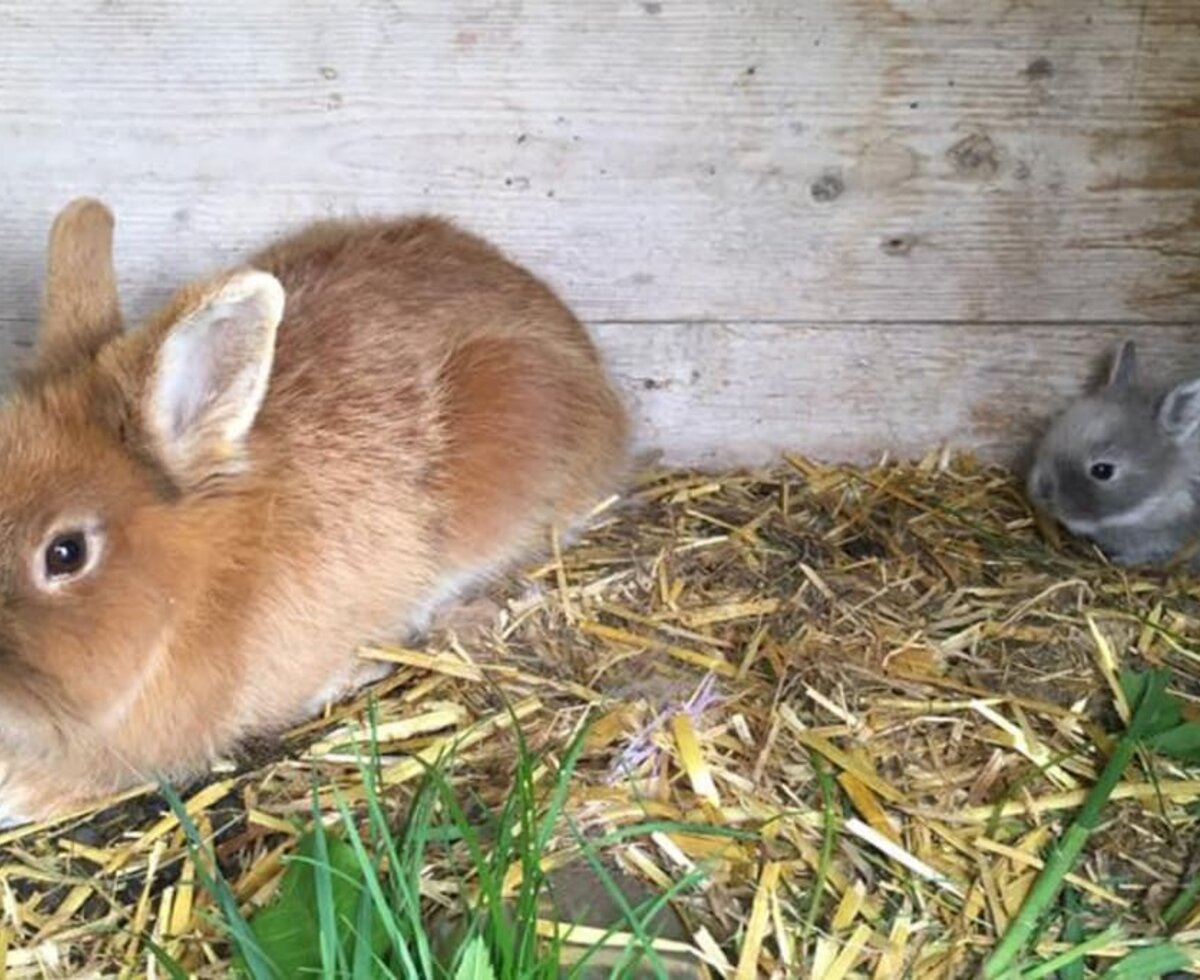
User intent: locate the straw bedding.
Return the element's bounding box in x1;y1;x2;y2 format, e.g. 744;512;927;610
1;452;1198;977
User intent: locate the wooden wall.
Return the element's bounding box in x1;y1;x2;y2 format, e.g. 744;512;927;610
1;1;1197;465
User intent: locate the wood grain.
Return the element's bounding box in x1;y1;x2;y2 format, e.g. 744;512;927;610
1;1;1198;324
594;320;1200;465
0;1;1197;464
1;311;1195;466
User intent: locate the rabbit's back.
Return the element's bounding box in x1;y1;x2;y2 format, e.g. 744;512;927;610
252;216;628;575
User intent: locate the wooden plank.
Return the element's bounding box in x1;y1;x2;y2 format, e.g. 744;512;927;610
590;320;1200;466
0;0;1197;326
0;1;1197;466
3;312;1188;467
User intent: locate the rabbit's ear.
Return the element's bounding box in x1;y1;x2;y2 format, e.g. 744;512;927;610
1158;377;1200;445
1106;339;1137;389
39;199;123;370
143;270;284;487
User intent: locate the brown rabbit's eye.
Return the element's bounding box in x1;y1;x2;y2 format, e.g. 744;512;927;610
45;532;88;578
1090;462;1116;482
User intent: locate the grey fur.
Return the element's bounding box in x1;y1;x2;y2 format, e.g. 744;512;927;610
1026;341;1200;568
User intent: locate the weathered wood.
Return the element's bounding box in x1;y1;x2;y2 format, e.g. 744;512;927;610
1;1;1198;324
0;1;1197;464
2;310;1189;466
594;321;1200;465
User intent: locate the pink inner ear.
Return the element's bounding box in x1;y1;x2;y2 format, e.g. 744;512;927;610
157;316;235;442
148;286;279;467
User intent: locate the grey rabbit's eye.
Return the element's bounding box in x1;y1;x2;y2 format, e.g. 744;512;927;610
1089;462;1116;482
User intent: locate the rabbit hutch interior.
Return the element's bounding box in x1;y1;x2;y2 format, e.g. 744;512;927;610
0;1;1199;978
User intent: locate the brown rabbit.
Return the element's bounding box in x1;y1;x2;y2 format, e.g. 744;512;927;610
0;199;628;825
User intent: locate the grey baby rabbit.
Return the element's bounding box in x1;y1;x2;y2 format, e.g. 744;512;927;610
1026;340;1200;568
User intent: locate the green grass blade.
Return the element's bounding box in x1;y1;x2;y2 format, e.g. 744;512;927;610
983;674;1170;978
567;826;672;978
350;874;382;980
309;812;349;978
331;790;418;975
377;772;438;976
1100;941;1194;978
1056;886;1086;980
505;729;542;972
430;762;515;972
1161;871;1200;930
1013;924;1122;979
803;750;839;943
159;782;279;980
141;933;191;980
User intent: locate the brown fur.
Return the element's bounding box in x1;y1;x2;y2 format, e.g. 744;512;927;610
0;202;628;823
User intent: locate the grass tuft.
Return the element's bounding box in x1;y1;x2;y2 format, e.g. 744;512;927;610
163;709;716;978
